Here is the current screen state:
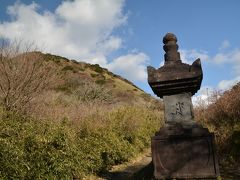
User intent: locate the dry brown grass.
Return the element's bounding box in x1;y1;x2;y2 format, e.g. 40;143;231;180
195;83;240;162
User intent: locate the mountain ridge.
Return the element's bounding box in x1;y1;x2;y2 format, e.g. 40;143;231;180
38;51;160;107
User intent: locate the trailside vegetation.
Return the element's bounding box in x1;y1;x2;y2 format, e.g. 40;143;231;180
0;41;164;179
195;83;240;164
0;106;162;179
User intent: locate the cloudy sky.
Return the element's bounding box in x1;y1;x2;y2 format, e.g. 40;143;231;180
0;0;240;101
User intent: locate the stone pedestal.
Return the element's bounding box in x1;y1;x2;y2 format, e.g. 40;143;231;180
151;125;220;179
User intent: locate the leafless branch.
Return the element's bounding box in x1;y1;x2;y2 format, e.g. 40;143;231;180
0;39;57;113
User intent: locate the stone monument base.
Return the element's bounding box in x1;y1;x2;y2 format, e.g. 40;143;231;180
151;124;220;179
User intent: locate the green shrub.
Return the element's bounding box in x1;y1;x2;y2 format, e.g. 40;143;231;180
79;67;85;71
0;115;83;179
71;60;79;64
0;106;163;179
89;64;104;73
62;65;74;72
90;73;98;78
95;79;106;85
45;53;69;63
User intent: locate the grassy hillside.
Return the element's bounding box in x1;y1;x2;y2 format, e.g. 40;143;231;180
22;52;163;122
0;51;164;179
44;52;151;103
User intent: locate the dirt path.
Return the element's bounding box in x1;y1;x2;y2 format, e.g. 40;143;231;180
98;149;152;180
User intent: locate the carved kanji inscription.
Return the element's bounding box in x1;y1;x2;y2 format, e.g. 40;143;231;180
163;93;193;123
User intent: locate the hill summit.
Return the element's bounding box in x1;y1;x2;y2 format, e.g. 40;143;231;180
24;52;162;120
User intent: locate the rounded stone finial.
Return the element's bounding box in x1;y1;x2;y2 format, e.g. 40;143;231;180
163;33;177;44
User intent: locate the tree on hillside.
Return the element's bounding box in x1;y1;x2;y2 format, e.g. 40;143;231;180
74;81;112;103
0;40;57;113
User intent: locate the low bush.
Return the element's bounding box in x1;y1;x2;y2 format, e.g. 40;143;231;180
0;106;163;179
91;64;104;73
90;73;98;78
62;65;74;72
95;79;106;85
195;83;240;163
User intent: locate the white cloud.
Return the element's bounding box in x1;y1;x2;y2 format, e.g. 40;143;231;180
213;40;240;69
192;87;211;106
0;0;126;66
179;49;209;64
212;53;228;64
218;76;240;90
194;41;238;91
192;86;222;107
2;2;239;86
0;0;153;83
107;52;149;82
219;40;230;50
213;48;240;75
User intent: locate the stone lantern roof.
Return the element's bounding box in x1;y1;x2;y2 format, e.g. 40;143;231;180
147;33;203;98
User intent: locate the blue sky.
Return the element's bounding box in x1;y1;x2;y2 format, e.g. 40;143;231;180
0;0;240;100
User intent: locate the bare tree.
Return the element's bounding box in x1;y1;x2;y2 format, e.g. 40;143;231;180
0;40;56;113
74;82;112;103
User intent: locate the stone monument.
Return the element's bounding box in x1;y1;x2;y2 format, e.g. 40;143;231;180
147;33;220;179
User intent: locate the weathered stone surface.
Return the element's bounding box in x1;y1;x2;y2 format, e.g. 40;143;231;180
163;92;194;125
147;33;202;98
152;128;220;179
